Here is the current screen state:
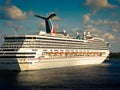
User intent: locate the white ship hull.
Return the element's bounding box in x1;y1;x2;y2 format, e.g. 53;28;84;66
0;56;107;71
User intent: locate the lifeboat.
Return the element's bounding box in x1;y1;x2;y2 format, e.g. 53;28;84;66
59;52;62;54
79;52;83;54
71;52;75;54
83;52;86;54
48;52;52;54
54;52;59;55
74;52;78;54
65;52;70;54
68;52;71;54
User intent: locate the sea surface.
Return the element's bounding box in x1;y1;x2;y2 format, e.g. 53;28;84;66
0;58;120;90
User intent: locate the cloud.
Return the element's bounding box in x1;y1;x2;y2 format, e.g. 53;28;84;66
71;28;80;32
85;0;117;14
84;25;101;34
92;19;119;25
6;21;13;26
5;20;25;29
102;32;115;40
90;19;120;33
28;11;34;16
110;21;120;32
5;20;25;31
84;25;116;42
83;13;91;23
83;23;116;40
5;6;27;19
53;16;62;21
40;21;45;28
54;23;60;30
0;0;27;20
14;25;25;30
112;29;118;32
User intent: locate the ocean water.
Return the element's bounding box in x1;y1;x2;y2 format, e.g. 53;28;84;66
0;58;120;90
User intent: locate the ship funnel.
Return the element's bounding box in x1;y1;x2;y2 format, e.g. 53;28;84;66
35;12;56;33
47;12;56;19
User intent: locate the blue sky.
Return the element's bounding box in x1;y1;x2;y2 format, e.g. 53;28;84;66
0;0;120;52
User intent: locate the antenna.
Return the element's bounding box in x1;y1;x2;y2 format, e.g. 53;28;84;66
35;12;56;33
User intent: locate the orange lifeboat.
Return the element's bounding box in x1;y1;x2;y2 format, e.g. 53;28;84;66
65;52;67;54
49;52;54;55
54;52;59;55
74;52;78;54
90;52;93;54
79;52;83;54
83;52;86;54
59;52;62;54
71;52;75;54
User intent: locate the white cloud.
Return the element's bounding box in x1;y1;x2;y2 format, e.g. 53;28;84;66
71;28;80;31
28;11;34;16
54;23;60;30
95;19;108;25
111;21;120;32
5;20;25;31
84;24;94;29
40;21;45;28
93;19;119;25
102;32;115;40
6;21;13;26
14;25;25;30
83;24;117;42
84;25;101;34
53;16;62;21
112;29;118;32
5;6;27;20
83;13;91;23
85;0;117;14
90;19;120;33
0;0;27;20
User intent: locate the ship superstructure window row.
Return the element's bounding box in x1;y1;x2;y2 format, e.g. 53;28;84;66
0;51;36;58
0;52;36;54
4;37;107;46
2;43;108;50
21;43;108;49
1;42;108;50
4;37;106;46
3;40;107;45
0;56;34;58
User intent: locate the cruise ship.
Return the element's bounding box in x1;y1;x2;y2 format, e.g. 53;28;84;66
0;13;110;71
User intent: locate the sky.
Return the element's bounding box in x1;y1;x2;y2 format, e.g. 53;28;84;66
0;0;120;52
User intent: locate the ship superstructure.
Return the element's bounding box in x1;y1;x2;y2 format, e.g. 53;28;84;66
0;13;109;71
